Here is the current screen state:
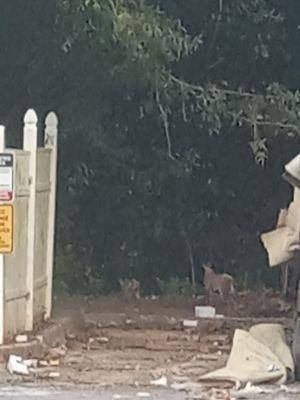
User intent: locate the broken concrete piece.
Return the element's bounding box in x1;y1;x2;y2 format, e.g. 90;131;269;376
48;371;60;378
23;359;38;368
0;339;44;362
195;306;216;318
39;360;49;367
183;319;198;328
136;392;151;398
150;375;168;387
15;335;28;343
98;336;109;343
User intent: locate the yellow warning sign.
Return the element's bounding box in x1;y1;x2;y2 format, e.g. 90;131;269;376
0;205;13;253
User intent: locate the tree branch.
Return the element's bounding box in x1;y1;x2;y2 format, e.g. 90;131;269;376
170;75;300;133
206;0;224;68
155;88;175;160
171;74;263;98
241;117;300;133
181;229;196;286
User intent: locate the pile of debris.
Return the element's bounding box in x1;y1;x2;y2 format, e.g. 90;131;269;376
6;338;66;380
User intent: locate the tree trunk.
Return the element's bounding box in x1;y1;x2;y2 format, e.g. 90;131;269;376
181;230;196;286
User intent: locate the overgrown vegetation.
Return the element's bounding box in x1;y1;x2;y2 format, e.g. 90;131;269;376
1;0;300;294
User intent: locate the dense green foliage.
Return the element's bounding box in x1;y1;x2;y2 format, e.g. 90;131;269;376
1;0;300;294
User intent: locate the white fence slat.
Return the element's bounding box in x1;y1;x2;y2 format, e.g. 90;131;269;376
23;109;38;331
44;112;58;319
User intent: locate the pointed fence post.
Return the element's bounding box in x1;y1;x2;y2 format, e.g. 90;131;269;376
23;109;38;331
0;126;5;344
44;112;58;319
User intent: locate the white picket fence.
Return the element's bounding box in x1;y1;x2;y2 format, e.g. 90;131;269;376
0;109;58;343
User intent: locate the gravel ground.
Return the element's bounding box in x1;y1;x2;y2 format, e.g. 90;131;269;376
0;386;184;399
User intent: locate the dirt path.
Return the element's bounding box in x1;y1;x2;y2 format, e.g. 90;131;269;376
59;327;229;387
53;290;294;320
4;292;296;399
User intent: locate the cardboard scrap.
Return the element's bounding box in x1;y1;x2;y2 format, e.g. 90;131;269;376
261;200;300;267
199;324;294;386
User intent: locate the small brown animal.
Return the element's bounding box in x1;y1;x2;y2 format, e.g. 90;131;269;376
203;264;235;299
119;278;140;300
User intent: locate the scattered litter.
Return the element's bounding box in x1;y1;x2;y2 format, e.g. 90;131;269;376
35;335;43;343
86;337;94;347
136;392;151;398
35;371;61;379
7;355;29;375
280;384;300;394
39;360;49;367
49;359;60;367
195;306;216;318
15;334;28;343
23;359;38;368
7;350;62;379
211;388;231;400
150;375;168;387
66;333;77;340
231;382;295;398
234;380;242;390
242;382;264;393
48;371;60;378
171;382;204;392
201;334;229;345
98;336;109;343
183;320;198;328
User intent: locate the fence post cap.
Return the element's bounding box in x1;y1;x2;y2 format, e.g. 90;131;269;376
24;109;38;124
45;111;58;127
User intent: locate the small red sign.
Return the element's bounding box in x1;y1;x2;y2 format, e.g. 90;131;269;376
0;192;13;201
0;154;13;202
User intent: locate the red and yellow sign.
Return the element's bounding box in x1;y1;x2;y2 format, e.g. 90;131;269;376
0;204;13;253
